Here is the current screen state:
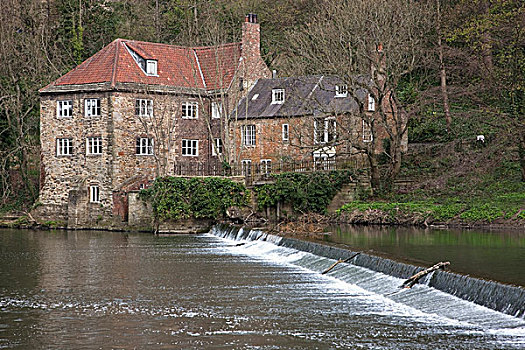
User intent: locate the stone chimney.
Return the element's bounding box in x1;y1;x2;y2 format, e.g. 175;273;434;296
240;13;271;91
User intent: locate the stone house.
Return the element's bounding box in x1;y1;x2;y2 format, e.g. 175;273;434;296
231;75;407;174
37;14;270;227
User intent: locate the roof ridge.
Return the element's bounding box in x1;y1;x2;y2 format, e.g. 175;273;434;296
121;38;241;51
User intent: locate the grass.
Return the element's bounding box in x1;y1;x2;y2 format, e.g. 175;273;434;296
339;110;525;225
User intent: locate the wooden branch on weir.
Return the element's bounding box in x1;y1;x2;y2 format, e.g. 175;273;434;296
321;252;361;275
401;261;450;289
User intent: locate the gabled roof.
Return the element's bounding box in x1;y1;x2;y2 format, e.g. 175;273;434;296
234;76;365;119
41;39;242;93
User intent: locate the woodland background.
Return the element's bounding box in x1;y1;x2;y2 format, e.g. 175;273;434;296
0;0;523;216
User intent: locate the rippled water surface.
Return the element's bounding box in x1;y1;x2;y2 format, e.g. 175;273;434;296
1;228;524;349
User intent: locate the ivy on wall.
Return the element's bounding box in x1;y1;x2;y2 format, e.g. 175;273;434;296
254;170;354;214
139;176;248;221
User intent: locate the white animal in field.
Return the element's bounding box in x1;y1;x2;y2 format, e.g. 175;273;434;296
476;135;485;143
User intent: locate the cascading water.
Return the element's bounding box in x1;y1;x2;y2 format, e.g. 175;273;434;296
210;224;525;329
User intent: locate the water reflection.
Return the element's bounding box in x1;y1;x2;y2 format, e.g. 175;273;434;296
324;225;525;286
1;228;525;349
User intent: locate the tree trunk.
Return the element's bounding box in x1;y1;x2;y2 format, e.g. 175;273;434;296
518;134;525;182
368;153;381;195
391;142;402;181
436;0;452;132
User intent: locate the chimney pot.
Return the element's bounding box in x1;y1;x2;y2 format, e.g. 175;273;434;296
245;13;257;24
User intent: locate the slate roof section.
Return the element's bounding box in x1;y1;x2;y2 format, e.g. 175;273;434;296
41;39;242;93
234;76;365;119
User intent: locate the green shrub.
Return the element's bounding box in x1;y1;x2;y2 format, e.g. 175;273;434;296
140;176;248;221
254;170;353;214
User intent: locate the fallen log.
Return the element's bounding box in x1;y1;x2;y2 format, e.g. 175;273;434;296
401;261;450;288
321;252;361;275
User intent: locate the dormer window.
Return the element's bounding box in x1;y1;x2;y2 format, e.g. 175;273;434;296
125;44;158;77
271;89;285;104
146;60;157;76
368;94;376;111
335;85;348;97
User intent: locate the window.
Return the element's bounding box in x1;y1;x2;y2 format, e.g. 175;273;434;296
362;120;373;142
335;85;348;97
314;118;336;144
241;159;252;176
182;139;199;156
241;125;256;146
212;138;223;156
182;102;198;119
86;137;102;155
260;159;272;174
271;89;285;104
135;99;153;117
146;60;157;76
89;185;100;203
136;137;154;155
57;100;73;118
211;102;222;119
282;124;289;142
56;138;73;156
368;94;375;111
85;98;101;117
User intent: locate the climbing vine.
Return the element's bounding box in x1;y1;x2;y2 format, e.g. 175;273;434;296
139;176;248;221
254;170;354;214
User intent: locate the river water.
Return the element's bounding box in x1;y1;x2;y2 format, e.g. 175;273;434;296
1;228;525;349
324;225;525;287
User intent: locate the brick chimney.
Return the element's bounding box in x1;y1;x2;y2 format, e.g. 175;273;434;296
240;13;271;91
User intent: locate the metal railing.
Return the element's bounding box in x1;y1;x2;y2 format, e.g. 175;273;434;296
173;158;360;185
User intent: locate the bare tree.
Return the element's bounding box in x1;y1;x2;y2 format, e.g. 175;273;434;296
0;0;56;205
285;0;434;193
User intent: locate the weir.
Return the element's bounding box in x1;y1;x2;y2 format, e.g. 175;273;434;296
211;224;525;322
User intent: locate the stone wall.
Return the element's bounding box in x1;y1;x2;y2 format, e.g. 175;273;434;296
233;114;373;166
39;91;115;220
38;90;225;225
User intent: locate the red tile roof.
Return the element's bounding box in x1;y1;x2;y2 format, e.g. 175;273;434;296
41;39;242;92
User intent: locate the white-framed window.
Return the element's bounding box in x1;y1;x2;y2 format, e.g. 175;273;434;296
212;138;223;156
241;159;252;176
368;94;376;111
282;124;289;142
57;100;73;118
241;125;256;146
182;102;198;119
89;185;100;203
335;85;348;97
260;159;272;174
314;118;336;144
211;101;222;119
86;137;102;155
362;120;373;142
271;89;285;104
56;138;73;156
182;139;199;156
146;60;157;76
135;99;153;117
136;137;154;155
85;98;101;117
